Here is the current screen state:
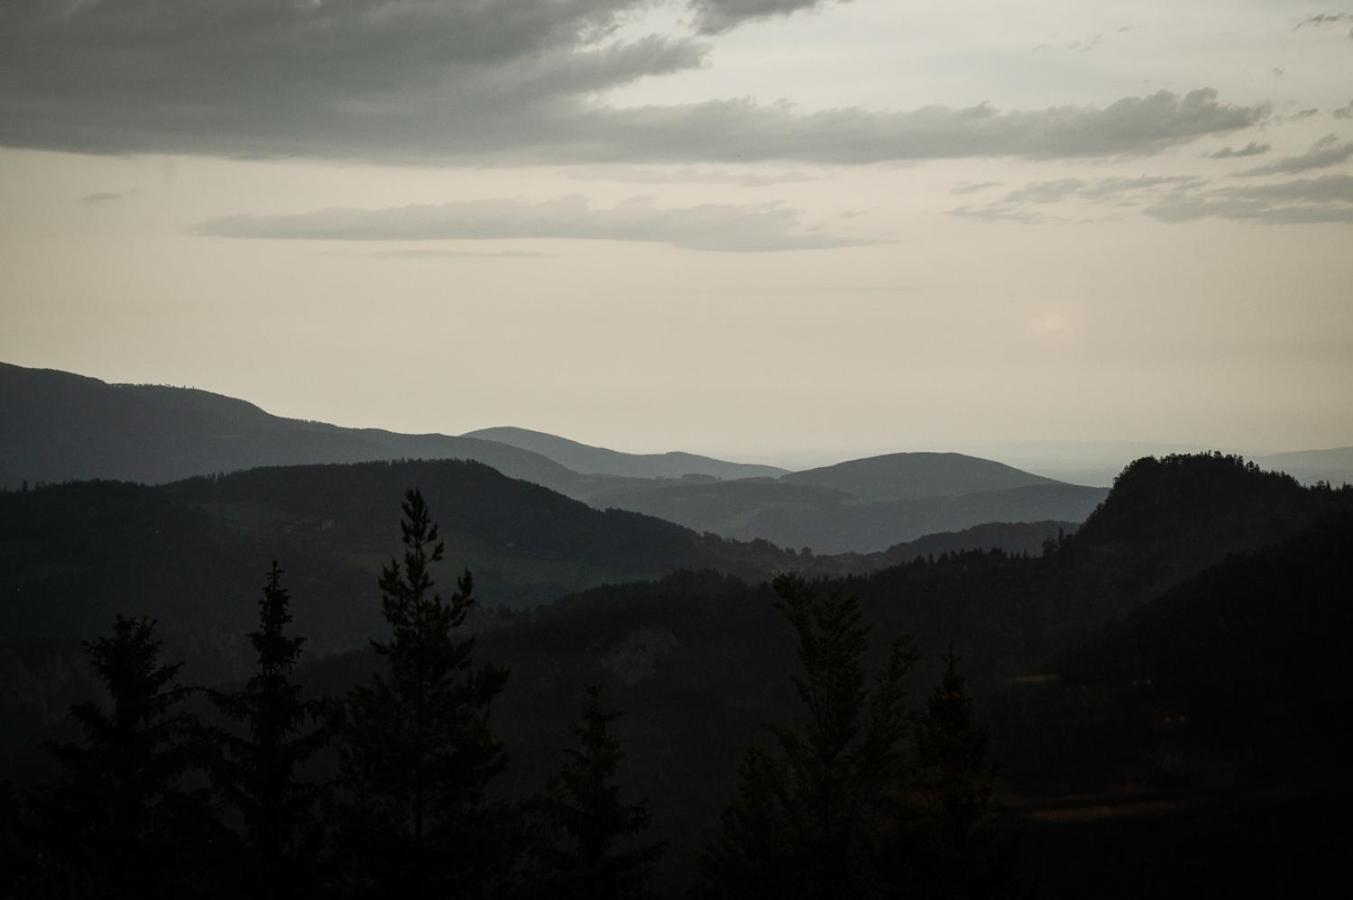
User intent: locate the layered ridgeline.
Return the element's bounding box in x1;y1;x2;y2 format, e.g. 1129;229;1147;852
462;425;786;480
1;362;1100;551
8;361;1347;554
0;362;592;495
0;458;798;651
587;452;1106;553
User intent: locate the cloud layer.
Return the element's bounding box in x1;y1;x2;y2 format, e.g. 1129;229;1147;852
1237;134;1353;176
0;1;1266;164
691;0;842;35
955;169;1353;227
196;197;873;252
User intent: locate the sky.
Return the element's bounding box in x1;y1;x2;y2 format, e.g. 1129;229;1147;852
1;0;1351;466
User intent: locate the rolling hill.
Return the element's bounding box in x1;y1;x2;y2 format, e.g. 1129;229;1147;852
781;451;1060;501
463;425;786;480
1;361;1109;552
587;474;1106;553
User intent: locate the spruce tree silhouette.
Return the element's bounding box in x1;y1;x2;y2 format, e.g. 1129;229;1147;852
526;685;664;900
208;562;329;900
32;616;213;900
336;488;510;900
913;647;1022;899
696;573;919;900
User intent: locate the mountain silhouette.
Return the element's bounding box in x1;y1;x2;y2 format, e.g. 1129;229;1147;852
0;362;587;494
782;451;1061;501
463;425;787;480
1254;445;1353;487
0;362;1105;551
588;474;1105;553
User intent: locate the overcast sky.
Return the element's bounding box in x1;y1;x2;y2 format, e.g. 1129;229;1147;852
2;0;1351;464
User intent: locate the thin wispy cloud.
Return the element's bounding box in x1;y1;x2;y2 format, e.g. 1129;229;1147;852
691;0;844;35
565;166;815;186
1295;12;1352;29
345;249;552;260
79;191;135;206
950;181;1003;195
196;197;878;253
1237;135;1353;176
1210;142;1270;159
1145;174;1353;225
954;175;1204;223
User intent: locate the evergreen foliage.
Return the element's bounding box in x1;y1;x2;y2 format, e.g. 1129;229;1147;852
335;488;510;899
208;562;329;900
913;648;1020;899
30;616;214;899
526;685;664;899
696;573;920;900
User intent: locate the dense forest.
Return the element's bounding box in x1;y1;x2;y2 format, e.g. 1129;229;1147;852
1;453;1351;898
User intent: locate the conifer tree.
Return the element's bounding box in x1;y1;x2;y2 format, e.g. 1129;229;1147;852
697;574;918;900
527;685;664;900
33;616;213;900
337;488;510;899
209;562;329;900
913;648;1021;900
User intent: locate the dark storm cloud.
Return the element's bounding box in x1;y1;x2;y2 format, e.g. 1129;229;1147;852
691;0;842;35
1210;142;1270;159
0;1;1268;164
195;197;877;252
1237;134;1353;176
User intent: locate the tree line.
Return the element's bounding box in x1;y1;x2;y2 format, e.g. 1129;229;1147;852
2;488;1016;899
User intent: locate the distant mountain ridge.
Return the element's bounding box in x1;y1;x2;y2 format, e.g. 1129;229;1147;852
586;466;1105;553
1254;446;1353;487
462;426;787;480
0;361;1108;552
782;451;1060;501
0;362;588;493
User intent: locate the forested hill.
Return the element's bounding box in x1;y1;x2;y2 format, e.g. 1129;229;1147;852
3;454;1350;896
1020;509;1353;788
334;453;1346;892
0;459;797;658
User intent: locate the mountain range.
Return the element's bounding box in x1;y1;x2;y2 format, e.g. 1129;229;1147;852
4;360;1349;555
1;362;1104;551
4;358;1352;896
